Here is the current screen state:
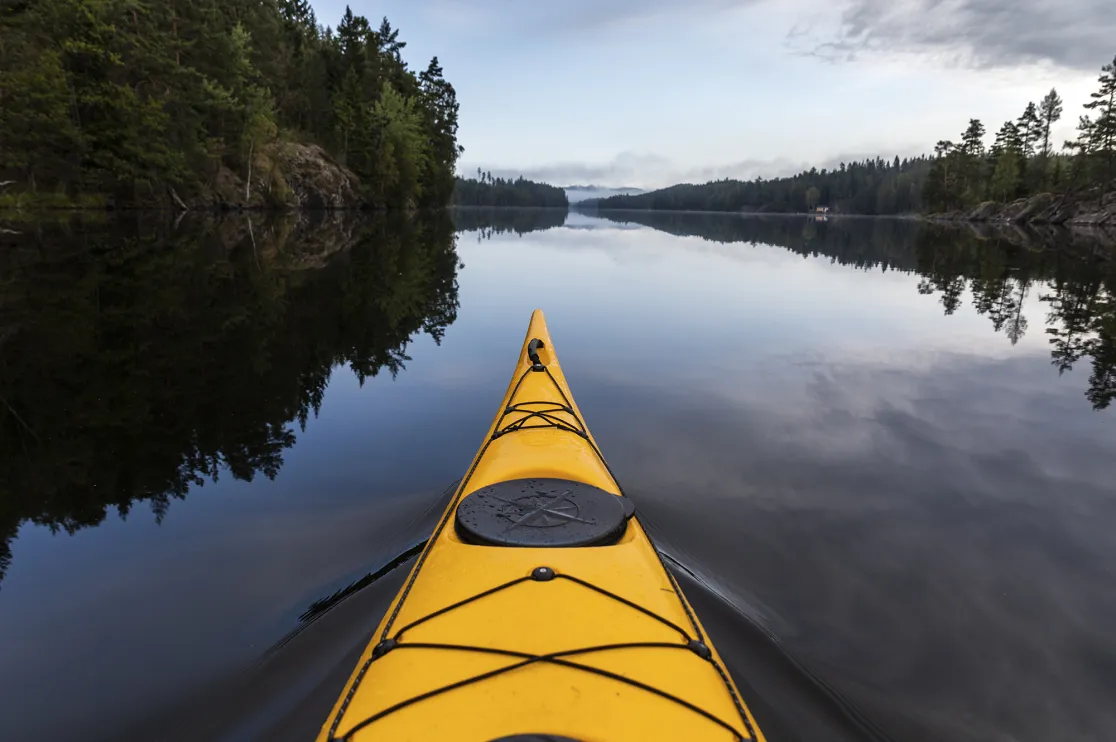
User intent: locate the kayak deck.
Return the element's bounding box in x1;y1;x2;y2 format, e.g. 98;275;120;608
318;310;765;741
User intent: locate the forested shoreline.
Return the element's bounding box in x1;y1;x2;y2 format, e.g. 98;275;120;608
0;2;460;210
2;0;1111;223
452;172;569;207
585;54;1116;226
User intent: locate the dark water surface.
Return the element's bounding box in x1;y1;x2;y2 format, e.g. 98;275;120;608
1;209;1114;742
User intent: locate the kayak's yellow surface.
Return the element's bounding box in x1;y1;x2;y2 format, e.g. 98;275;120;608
317;310;766;742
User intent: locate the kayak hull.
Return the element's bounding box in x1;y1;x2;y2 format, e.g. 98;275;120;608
317;310;765;742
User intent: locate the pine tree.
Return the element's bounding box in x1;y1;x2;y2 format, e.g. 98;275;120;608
1017;102;1041;158
989;121;1023;201
370;82;430;209
336;6;369;63
377;17;406;62
1083;55;1116;197
925;140;957;211
1038;88;1064;188
958;119;987;204
418;56;462;207
0;43;83;191
276;0;321;131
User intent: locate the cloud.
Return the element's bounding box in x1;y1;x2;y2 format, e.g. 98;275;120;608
543;0;766;33
422;0;767;36
800;0;1116;71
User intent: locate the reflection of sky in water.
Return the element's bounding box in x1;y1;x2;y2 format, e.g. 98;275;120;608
448;218;1057;377
3;218;1114;742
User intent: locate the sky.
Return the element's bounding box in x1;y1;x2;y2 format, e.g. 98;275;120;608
309;0;1115;189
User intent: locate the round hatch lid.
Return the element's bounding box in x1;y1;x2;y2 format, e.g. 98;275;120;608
455;478;636;548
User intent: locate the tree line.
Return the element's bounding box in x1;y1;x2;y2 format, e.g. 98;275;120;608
925;91;1066;210
582;157;934;215
926;55;1115;211
0;1;460;209
586;53;1116;217
452;171;569;208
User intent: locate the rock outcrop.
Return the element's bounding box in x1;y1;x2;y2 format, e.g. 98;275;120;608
926;191;1116;255
941;191;1116;228
266;142;364;210
188;141;365;211
967;201;1002;221
1004;193;1057;223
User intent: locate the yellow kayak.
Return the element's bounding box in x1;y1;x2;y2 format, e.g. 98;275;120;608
317;309;767;742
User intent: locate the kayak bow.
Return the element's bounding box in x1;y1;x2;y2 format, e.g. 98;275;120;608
318;309;766;742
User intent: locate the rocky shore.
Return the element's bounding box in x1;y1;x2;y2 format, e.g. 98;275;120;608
930;191;1116;229
926;191;1116;255
0;141;367;212
174;141;365;211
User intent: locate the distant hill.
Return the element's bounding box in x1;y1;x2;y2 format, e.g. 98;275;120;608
581;158;934;215
564;185;646;203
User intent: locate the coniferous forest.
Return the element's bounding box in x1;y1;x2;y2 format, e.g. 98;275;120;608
2;1;1113;220
0;1;461;209
588;54;1116;218
452;171;569;208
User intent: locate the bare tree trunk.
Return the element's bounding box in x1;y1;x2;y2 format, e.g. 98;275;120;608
169;186;188;211
245;141;253;204
248;215;260;270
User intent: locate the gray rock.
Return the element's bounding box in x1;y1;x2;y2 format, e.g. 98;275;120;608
1006;193;1055;223
967;201;1001;221
187;141;364;211
1032;197;1078;225
268;142;363;210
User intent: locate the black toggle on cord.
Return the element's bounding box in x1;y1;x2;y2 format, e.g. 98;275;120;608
527;337;546;370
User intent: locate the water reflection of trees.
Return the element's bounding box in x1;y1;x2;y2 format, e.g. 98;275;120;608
0;213;460;587
450;206;568;239
596;211;1116;412
911;227;1115;411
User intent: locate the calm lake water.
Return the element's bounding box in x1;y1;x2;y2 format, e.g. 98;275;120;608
1;209;1114;742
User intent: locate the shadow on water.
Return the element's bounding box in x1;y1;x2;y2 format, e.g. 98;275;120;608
0;211;461;591
125;551;426;742
594;210;1116;411
137;520;900;742
664;554;896;742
